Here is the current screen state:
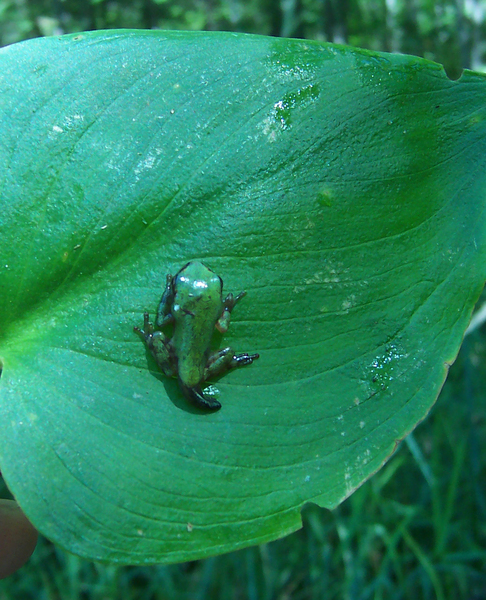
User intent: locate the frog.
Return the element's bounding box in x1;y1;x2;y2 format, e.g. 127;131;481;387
134;261;259;411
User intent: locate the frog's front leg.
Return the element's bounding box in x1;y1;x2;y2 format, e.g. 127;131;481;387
134;312;176;377
155;273;175;328
215;291;247;333
205;346;259;379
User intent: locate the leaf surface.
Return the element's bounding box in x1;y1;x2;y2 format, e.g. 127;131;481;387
0;30;485;562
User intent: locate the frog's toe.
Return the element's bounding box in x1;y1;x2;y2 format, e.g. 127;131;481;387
133;325;145;339
233;352;259;366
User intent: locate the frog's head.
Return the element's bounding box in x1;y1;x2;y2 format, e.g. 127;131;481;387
173;261;223;304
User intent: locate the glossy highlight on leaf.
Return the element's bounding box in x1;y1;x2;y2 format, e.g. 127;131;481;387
0;30;485;563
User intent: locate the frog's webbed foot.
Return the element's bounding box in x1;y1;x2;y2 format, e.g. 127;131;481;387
179;382;222;411
223;291;246;311
133;312;154;340
230;352;260;367
216;291;247;333
205;347;259;378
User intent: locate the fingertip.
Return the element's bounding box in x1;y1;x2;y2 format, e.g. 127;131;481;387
0;499;38;579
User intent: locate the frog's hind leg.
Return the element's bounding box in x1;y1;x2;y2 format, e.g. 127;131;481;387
205;347;259;378
149;332;177;378
179;382;222;411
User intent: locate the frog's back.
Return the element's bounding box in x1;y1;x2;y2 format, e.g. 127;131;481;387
172;279;222;387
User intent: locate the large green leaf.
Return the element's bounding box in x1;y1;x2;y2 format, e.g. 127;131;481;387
0;30;485;563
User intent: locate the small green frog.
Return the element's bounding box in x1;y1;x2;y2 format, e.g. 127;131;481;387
134;261;259;410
